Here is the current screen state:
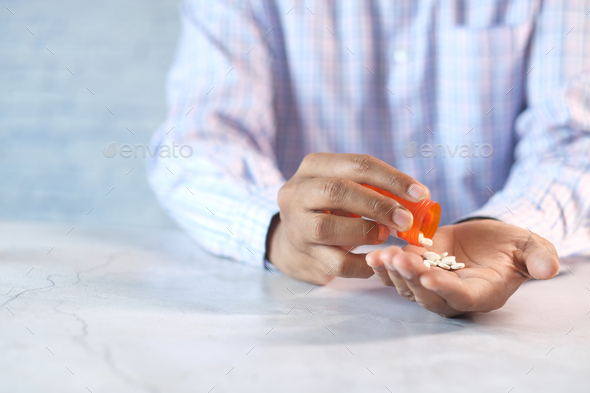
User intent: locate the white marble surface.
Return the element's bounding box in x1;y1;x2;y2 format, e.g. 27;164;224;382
1;220;589;393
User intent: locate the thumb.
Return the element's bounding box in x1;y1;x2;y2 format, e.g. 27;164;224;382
522;238;559;280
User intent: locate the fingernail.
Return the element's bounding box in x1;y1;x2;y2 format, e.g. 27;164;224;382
408;184;427;200
393;208;413;229
377;224;389;242
534;254;559;279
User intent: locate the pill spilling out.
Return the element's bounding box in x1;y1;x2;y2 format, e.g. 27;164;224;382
418;232;433;247
421;251;465;270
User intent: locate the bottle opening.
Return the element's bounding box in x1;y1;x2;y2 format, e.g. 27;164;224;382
359;184;441;247
418;201;441;241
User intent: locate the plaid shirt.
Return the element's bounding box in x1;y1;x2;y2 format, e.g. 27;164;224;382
148;0;590;268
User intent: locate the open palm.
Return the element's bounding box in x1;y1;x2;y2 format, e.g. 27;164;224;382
366;219;559;317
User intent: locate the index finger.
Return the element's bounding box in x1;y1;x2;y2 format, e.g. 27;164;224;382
298;153;429;202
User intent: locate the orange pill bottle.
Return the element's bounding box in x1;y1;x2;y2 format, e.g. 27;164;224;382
358;184;441;247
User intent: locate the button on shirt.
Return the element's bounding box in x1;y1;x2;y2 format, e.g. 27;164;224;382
148;0;590;267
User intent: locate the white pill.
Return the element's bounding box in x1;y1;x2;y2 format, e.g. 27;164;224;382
450;263;465;270
418;232;433;247
427;260;438;266
423;261;431;268
440;252;448;258
441;256;456;264
437;263;451;270
419;238;433;247
422;251;440;261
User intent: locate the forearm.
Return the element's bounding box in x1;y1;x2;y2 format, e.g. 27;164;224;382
148;147;283;266
148;0;287;266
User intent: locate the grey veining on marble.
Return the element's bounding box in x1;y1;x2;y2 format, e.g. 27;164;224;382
1;221;589;393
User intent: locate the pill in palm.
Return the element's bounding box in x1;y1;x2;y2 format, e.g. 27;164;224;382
417;232;465;270
441;256;456;264
422;251;440;261
421;250;465;270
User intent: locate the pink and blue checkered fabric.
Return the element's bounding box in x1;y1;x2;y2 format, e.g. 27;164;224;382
149;0;590;267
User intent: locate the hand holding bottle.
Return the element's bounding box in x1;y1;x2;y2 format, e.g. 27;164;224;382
266;152;430;284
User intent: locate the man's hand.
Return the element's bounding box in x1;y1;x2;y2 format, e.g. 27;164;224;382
366;219;559;317
267;153;430;285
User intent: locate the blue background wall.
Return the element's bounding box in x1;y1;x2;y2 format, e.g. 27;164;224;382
1;0;181;229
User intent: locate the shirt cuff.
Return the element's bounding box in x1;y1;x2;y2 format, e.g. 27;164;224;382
233;184;282;268
453;216;500;224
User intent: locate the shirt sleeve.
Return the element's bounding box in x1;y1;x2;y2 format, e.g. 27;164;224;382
457;1;590;257
147;0;285;267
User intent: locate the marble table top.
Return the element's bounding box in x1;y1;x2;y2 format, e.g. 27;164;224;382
1;221;589;393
